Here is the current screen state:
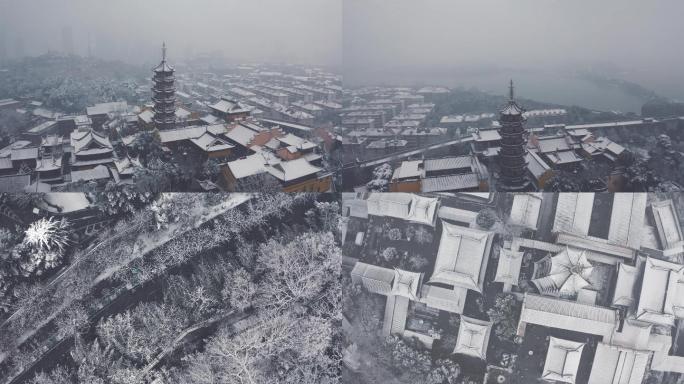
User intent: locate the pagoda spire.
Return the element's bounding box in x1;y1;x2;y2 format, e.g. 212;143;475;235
152;42;176;131
497;80;532;191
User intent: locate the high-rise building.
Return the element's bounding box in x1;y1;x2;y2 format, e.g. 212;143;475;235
497;80;532;191
152;43;177;131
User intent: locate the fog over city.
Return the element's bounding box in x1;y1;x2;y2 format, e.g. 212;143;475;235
344;0;684;109
0;0;342;67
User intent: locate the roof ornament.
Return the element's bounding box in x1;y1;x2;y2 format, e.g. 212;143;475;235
162;42;167;62
509;79;515;101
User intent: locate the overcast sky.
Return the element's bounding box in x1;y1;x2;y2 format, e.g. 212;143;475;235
343;0;684;98
0;0;342;67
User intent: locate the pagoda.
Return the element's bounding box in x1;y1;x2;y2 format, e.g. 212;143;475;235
497;80;532;191
152;43;176;131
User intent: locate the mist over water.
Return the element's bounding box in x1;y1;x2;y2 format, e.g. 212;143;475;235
343;0;684;111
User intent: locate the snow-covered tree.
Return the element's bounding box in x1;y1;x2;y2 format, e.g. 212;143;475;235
381;247;399;262
255;232;341;311
24;217;70;253
222;268;257;312
27;365;74;384
7;217;71;277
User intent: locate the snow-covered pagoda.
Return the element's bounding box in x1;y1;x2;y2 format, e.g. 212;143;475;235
152;43;177;131
497;80;532;191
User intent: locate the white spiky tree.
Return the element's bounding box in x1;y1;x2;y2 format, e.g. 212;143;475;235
24;217;71;252
14;217;71;277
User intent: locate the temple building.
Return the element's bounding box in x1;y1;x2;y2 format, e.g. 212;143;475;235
497;80;532;191
152;43;177;131
542;337;585;384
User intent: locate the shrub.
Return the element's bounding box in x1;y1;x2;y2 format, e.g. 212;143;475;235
476;209;497;229
381;247;399;262
387;228;402;241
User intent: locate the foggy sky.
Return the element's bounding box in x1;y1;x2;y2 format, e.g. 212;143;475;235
0;0;342;67
343;0;684;99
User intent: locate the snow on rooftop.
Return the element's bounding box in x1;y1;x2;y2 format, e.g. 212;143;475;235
453;316;492;360
265;157;321;182
542;337;584;384
430;221;492;292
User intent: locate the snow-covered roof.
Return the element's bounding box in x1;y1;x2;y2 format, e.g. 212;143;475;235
0;174;32;193
276;133;317;151
546;150;583;165
421;174;480;193
453;316;492;360
209;98;251;114
70;129;112;155
651;200;684;251
176;107;192;120
39;193;91;213
407;195;438;226
552;193;594;236
472;129;502;142
519;293;618;338
392;160;423;180
608;194;647;250
138;109;154;124
351;262;394;296
391;269;422;299
635;257;684;327
542;337;585;384
419;284;467;314
190;132;235;153
114;156;142;176
224;124;259;147
70;165;111;182
159;125;228;144
366;193;413;219
424;156;472;172
587;343;649;384
383;295;410;336
500;100;524;116
509;193;542;229
612;263;639;308
10;147;39;161
536;136;575;153
0;140;32;158
526;151;551;180
35;156;62;172
225;153;276;180
87;101;128;116
494;248;525;286
265;157;321;182
0;157;11;170
201;114;221;125
531;247;593;298
430;221;492;292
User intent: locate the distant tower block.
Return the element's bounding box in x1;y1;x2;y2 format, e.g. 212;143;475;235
497;80;532;191
152;42;177;131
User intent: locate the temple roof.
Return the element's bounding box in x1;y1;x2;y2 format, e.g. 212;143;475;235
542;337;585;384
531;247;593;298
453;316;492;359
500;101;524;116
391;269;423;299
430;221;492;292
